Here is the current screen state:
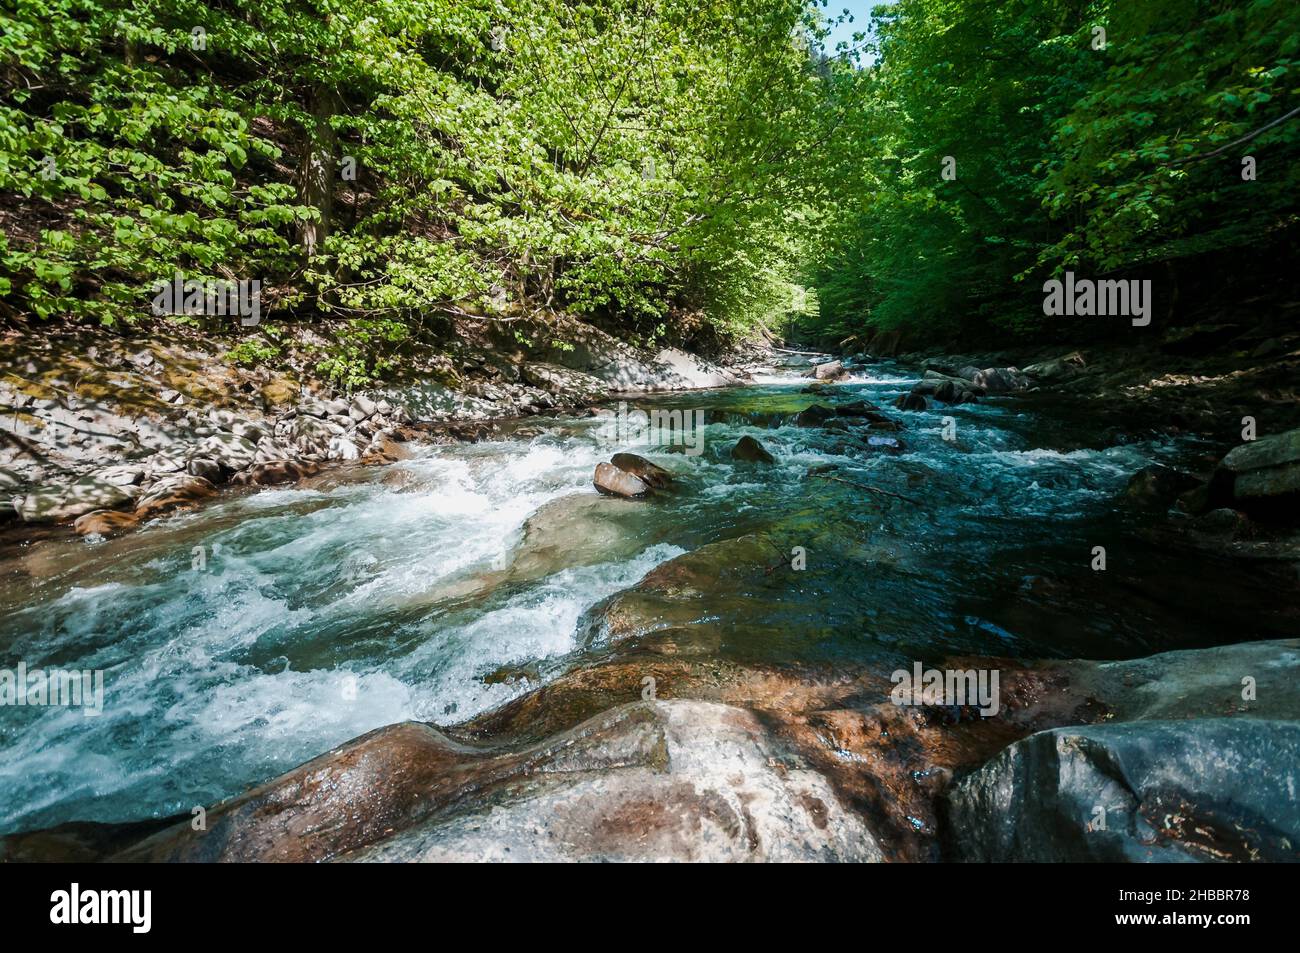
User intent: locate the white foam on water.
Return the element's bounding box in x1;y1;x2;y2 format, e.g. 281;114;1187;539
381;541;688;725
0;430;689;831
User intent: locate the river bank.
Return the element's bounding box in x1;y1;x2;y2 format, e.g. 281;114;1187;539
0;314;746;549
1;324;1297;862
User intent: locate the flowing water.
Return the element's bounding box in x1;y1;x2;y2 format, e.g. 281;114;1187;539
0;358;1282;836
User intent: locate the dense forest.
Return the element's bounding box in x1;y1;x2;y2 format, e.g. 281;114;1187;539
2;0;1298;381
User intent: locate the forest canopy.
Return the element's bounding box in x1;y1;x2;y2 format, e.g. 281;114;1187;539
1;0;1297;379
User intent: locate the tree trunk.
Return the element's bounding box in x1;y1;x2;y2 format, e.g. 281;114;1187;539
299;86;339;261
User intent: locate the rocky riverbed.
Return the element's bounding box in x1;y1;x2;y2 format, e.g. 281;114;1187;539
1;327;1297;863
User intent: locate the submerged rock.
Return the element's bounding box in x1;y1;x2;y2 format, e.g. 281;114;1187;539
731;435;775;463
1124;464;1201;506
593;462;650;498
507;492;668;581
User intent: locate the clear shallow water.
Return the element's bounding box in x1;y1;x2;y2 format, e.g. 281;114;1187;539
0;360;1272;833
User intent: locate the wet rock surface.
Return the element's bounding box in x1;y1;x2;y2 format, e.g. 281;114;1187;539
947;639;1300;862
109;698;888;863
593;461;651;499
609;452;673;489
731;434;775;462
947;719;1300;862
97;651;1094;864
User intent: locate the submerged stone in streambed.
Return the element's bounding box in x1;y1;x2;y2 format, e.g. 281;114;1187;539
593;461;650;499
610;452;672;489
510;492;659;580
1124;464;1200;506
894;393;929;412
731;435;775;463
576;534;786;651
864;435;905;452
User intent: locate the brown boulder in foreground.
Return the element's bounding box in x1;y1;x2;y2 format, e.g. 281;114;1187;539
111;700;884;863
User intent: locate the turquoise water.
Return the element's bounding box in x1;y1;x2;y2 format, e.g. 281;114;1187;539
0;360;1272;835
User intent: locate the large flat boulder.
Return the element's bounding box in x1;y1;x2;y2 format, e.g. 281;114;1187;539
113;700;884;863
651;347;745;389
346;701;882;862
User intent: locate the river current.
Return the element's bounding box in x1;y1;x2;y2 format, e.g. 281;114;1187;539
0;357;1272;835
